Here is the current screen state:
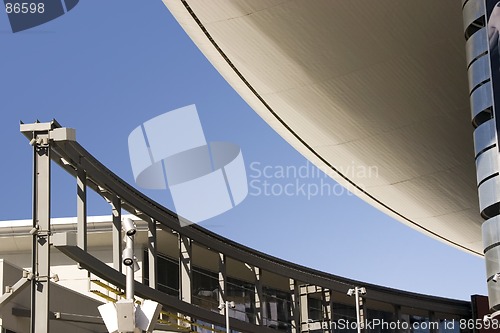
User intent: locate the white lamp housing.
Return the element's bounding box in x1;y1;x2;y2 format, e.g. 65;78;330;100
98;302;119;333
116;299;136;332
136;300;162;332
122;218;137;236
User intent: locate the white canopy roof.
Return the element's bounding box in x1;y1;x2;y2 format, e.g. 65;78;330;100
163;0;481;254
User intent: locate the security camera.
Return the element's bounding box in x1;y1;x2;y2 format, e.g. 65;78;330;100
122;248;134;266
493;273;500;283
218;301;236;310
347;287;366;296
122;218;137;236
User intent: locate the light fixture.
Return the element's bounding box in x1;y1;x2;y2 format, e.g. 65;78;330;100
99;300;162;333
218;301;236;333
122;248;134;266
218;301;235;310
347;286;366;333
122;218;137;236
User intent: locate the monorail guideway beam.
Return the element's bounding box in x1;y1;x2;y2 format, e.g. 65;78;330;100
19;119;473;332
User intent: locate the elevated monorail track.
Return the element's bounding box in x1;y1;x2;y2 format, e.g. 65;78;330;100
21;120;471;332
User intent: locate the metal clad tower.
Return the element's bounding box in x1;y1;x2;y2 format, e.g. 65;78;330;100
465;0;500;311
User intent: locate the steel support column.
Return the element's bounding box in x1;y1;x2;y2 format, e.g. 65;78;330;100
429;311;438;333
393;305;403;333
299;285;310;332
289;279;300;333
31;133;51;333
179;235;192;303
148;218;157;289
254;266;263;326
76;169;87;251
111;197;122;273
322;288;333;333
218;253;226;316
179;235;192;328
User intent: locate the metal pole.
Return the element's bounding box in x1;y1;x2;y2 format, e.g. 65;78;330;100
225;301;230;333
355;288;361;333
31;135;51;333
125;234;134;300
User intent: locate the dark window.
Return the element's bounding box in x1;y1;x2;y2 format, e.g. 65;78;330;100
143;250;179;297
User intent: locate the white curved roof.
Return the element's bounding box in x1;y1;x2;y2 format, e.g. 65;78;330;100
163;0;482;254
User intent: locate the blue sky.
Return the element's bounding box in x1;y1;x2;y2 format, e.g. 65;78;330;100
0;1;486;300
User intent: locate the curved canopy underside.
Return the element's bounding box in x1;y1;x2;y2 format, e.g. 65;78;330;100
163;0;482;254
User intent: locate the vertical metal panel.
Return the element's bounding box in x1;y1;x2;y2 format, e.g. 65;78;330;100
299;285;309;332
482;215;500;249
76;169;87;251
466;27;488;64
254;266;263;325
218;253;226;316
478;175;500;212
179;235;192;303
470;81;493;119
429;312;438;333
475;146;498;184
474;119;496;156
485;245;500;278
486;0;500;144
111;197;122;273
468;55;491;92
289;279;300;333
322;289;332;333
148;218;157;289
470;1;500;311
393;305;403;332
463;0;486;32
31;136;51;333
